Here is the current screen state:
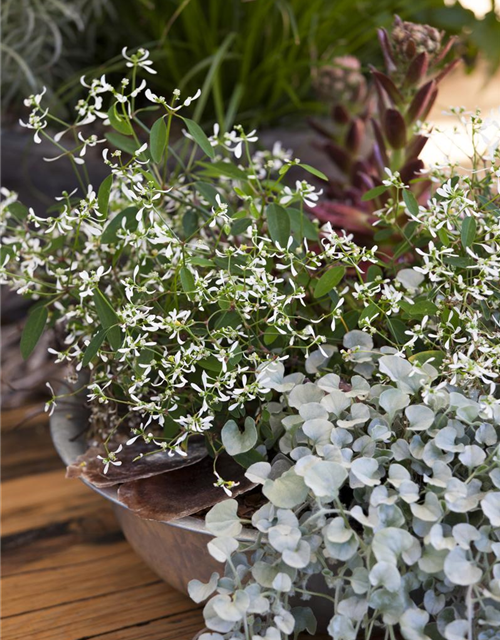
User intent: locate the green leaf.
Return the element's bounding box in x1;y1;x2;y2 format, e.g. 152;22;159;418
231;217;252;236
299;163;328;181
199;161;247;181
263;325;280;346
366;265;383;282
195;181;220;208
461;215;477;248
182;210;199;238
198;356;222;373
183;118;215;159
387;317;408;343
101;206;139;244
105;132;140;155
97;174;113;218
314;266;346;299
437;227;451;247
358;302;379;326
107;104;133;135
150;117;167;163
180;266;195;298
9;201;29;222
443;256;473;269
266;203;290;247
93;289;121;350
214;311;240;330
20;306;48;360
361;185;388;201
233;448;266;469
288;208;319;241
374;228;394;242
82;327;108;367
400;299;438;318
402;189;419;216
191;256;214;268
409;350;445;369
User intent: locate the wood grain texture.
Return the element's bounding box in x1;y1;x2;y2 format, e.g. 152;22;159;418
1;405;329;640
1;404;204;640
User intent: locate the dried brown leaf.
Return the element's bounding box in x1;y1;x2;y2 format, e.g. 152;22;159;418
66;438;207;487
117;454;256;522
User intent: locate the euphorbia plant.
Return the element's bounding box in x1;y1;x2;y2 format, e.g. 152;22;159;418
1;47;380;484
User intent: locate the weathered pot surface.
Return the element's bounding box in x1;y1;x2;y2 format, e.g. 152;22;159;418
50;395;255;594
50;395;333;628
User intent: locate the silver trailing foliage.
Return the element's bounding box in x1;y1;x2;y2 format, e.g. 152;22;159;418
192;334;500;640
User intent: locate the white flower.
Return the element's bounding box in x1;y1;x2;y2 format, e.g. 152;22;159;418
121;47;157;74
97;444;123;474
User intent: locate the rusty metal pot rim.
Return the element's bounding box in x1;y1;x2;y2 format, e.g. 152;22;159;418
49;395;256;540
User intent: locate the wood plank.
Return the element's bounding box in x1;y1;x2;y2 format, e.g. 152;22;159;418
2;421;61;481
2;508;122;577
1;582;201;640
3;543;162;616
87;611;205;640
2;469;102;536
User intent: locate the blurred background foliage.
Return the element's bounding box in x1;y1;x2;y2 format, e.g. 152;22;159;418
2;0;500;126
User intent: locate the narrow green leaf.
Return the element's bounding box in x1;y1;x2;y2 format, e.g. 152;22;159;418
402;189;419;216
361;185;388;202
182;209;199;238
266;203;290;247
199;160;247;180
400;300;438;318
358;302;379;326
82;327;107;367
97;174;113;218
366;265;383;282
93;289;121;350
387;317;408;343
180;266;196;298
263;325;280;346
105;132;139;155
233;448;266;469
288;208;319;241
461;215;477;248
150;117;167;163
20;306;48;360
9;201;29;222
314;266;346;299
183;118;215;159
195;181;220;207
409;350;445;369
299;163;328;181
101;206;139;244
437;227;451;247
231;217;252;236
107;104;133;135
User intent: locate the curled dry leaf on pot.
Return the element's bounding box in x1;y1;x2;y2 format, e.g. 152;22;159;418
117;454;256;522
66;437;208;488
310;15;460;243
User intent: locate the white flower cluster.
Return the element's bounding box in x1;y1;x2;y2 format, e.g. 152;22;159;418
194;333;500;640
1;46;354;467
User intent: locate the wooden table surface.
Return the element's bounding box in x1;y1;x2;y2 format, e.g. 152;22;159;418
1;404;330;640
2;404;205;640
